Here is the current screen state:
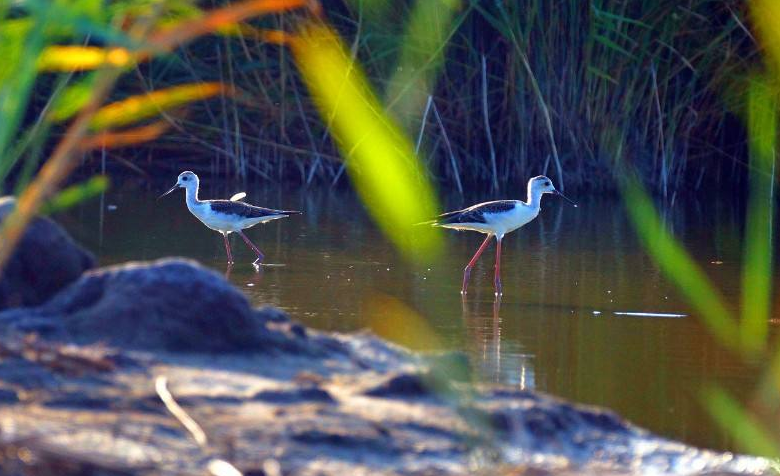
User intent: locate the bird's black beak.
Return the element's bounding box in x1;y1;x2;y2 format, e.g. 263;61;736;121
158;184;179;200
553;190;578;207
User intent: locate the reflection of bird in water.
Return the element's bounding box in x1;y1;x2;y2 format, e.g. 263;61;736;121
461;296;504;384
490;297;502;384
428;176;576;296
159;171;301;268
462;297;535;389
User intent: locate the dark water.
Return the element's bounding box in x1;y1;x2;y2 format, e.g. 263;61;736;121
58;176;768;453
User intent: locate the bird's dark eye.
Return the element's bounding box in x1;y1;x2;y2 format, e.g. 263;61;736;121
182;176;188;181
544;181;550;186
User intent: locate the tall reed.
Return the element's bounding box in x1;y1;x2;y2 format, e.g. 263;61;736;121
82;0;756;193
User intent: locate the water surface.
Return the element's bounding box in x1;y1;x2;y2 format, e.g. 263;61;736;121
58;176;767;452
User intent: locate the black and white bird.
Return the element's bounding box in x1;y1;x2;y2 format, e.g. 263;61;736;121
430;175;576;296
160;171;301;266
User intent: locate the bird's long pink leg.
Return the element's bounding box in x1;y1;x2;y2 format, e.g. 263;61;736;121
237;230;265;264
222;233;234;264
494;236;503;296
462;234;493;295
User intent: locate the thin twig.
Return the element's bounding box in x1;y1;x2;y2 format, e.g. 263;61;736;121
431;100;463;195
650;63;668;198
503;25;564;190
155;376;246;476
481;55;498;191
293;82;323;186
415;95;433;156
155;376;208;447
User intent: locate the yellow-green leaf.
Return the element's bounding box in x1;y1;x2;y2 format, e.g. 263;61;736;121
37;45;134;72
751;1;780;74
703;385;780;457
740;78;776;352
287;23;442;262
80;120;171;150
41;175;109;215
0;18;34;84
621;175;740;351
89;82;228;131
385;0;462;123
50;73;98;122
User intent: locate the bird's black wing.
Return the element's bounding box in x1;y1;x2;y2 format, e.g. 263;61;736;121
209;200;301;218
434;200;516;225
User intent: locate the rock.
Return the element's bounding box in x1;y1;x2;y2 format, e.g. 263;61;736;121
0;197;94;310
0;259;309;353
0;387;18;404
43;393;113;410
0;328;772;476
364;372;433;398
251;386;334;404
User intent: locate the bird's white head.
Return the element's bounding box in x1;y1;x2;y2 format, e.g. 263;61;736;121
528;175;577;207
159;171;199;199
529;175;556;195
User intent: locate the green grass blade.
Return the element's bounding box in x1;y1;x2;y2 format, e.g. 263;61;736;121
594;34;637;61
587;66;618;85
621;176;740;352
289;23;443;262
704;385;780;457
0;14;48;178
40;175;109;215
740;78;776;352
384;0;463;125
591;4;650;29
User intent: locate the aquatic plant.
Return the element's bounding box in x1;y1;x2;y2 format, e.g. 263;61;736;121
58;0;755;193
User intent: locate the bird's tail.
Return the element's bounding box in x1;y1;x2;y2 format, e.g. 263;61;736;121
414;219;440;227
415;209;462;226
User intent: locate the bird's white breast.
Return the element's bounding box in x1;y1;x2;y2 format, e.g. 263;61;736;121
186;201;231;232
482;203;539;236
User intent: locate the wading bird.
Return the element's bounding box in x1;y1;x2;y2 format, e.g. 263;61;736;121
159;171;301;267
430;175;576;296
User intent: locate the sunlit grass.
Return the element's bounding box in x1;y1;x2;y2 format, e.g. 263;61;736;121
41;175;109;215
88;82;230;130
751;1;780;74
621;175;740;352
740;78;776;352
384;0;462;124
704;386;780;458
37;46;135;72
80;120;172;151
282;21;443;262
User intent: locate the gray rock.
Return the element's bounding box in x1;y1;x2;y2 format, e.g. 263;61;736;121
0;259;309;353
0;387;18;404
0;197;95;310
0;338;771;476
363;371;433;398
